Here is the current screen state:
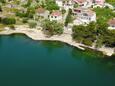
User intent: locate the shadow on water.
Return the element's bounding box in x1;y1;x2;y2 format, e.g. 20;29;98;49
71;47;115;71
9;33;28;39
40;41;65;53
0;36;4;46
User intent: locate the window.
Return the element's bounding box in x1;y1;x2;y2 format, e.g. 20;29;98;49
83;13;88;16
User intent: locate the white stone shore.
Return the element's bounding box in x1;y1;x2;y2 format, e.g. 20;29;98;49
0;25;114;56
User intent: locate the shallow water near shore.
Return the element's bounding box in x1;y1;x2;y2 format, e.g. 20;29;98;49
0;35;115;86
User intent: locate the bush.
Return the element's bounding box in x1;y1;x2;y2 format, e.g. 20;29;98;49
22;18;28;23
28;21;37;28
62;9;66;14
82;39;93;46
9;25;15;30
1;18;16;25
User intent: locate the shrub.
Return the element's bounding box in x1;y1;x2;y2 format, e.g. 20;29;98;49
1;18;16;25
28;21;37;28
22;18;28;23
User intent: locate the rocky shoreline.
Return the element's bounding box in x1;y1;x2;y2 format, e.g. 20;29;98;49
0;25;114;56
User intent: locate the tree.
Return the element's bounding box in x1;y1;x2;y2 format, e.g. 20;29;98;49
72;22;97;46
42;20;63;36
62;9;66;14
65;9;73;26
96;22;108;35
72;25;86;42
15;11;28;18
0;0;6;3
45;0;59;11
0;5;2;12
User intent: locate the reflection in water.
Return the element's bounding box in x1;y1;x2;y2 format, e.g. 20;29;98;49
71;47;115;71
40;41;64;54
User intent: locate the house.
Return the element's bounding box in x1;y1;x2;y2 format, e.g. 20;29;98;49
73;0;105;8
73;7;96;25
91;0;105;7
55;0;63;7
108;18;115;30
36;7;49;19
55;0;74;10
49;11;62;22
93;0;105;5
63;0;74;10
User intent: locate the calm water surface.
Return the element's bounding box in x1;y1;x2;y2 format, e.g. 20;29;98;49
0;35;115;86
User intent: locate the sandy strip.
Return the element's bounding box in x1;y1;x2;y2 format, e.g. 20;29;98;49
0;26;114;56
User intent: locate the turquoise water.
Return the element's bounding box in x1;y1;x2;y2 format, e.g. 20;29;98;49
0;35;115;86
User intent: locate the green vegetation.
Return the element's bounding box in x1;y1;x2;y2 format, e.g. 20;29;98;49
72;22;97;46
42;20;63;36
45;0;59;12
0;17;16;25
22;18;28;23
93;7;115;24
97;29;115;47
62;9;66;14
0;0;6;3
74;4;79;8
65;9;73;26
9;25;15;30
72;22;115;47
28;21;37;28
16;7;35;19
0;5;2;12
23;0;32;7
106;0;115;6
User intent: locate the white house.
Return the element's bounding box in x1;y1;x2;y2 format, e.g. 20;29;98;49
55;0;74;10
108;18;115;30
63;0;74;10
55;0;63;7
91;0;105;8
73;0;105;8
73;7;96;25
92;0;105;5
49;11;62;22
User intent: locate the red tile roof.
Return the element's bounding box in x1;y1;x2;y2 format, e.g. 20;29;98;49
73;0;86;3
